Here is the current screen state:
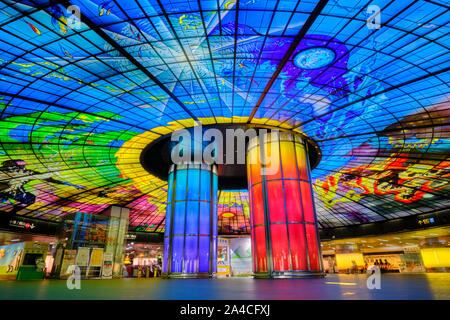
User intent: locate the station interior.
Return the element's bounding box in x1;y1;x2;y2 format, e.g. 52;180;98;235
0;0;449;300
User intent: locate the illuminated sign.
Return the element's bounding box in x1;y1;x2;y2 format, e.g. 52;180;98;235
9;219;35;229
418;217;435;226
404;247;420;254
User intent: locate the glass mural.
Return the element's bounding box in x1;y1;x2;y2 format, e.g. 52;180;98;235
0;0;448;233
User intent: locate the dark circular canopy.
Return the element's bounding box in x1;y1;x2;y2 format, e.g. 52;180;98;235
0;0;448;234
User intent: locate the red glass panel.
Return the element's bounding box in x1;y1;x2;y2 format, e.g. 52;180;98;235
255;226;267;272
288;223;308;270
300;182;315;223
249;180;256;273
306;224;320;271
270;224;290;271
251;184;265;226
248;183;254;224
284;180;302;222
267;181;285;223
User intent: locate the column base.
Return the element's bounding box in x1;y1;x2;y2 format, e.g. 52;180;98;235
162;272;216;279
253;271;325;279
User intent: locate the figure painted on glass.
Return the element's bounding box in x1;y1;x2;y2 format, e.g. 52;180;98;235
0;160;85;213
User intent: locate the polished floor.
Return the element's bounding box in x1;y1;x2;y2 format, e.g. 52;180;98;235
0;274;449;300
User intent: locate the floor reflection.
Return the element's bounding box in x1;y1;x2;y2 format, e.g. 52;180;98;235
0;273;448;300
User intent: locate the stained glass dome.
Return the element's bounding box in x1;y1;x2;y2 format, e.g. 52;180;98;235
293;47;336;69
0;0;448;234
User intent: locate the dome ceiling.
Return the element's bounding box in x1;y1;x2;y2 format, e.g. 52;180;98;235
0;0;448;233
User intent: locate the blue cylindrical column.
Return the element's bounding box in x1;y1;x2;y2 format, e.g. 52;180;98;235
163;163;218;278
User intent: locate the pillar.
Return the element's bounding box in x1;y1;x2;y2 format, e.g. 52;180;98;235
163;163;218;278
103;206;130;278
246;131;323;278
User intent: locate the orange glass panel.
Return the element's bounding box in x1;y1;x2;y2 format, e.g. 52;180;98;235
263;140;282;180
247;146;261;185
280;141;298;179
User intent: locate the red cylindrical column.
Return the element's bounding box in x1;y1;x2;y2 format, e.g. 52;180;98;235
247;131;323;278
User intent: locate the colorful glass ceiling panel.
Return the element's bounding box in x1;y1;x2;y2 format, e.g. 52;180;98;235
0;0;448;233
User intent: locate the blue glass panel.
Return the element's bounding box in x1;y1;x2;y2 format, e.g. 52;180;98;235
173;202;186;235
167;171;174;203
171;236;184;273
199;170;211;201
213;174;218;204
175;169;187;201
164;203;172;238
198;236;210;273
184;235;198;273
199;202;211;236
185;201;199;235
212;236;217;273
187;168;200;200
163;237;170;273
